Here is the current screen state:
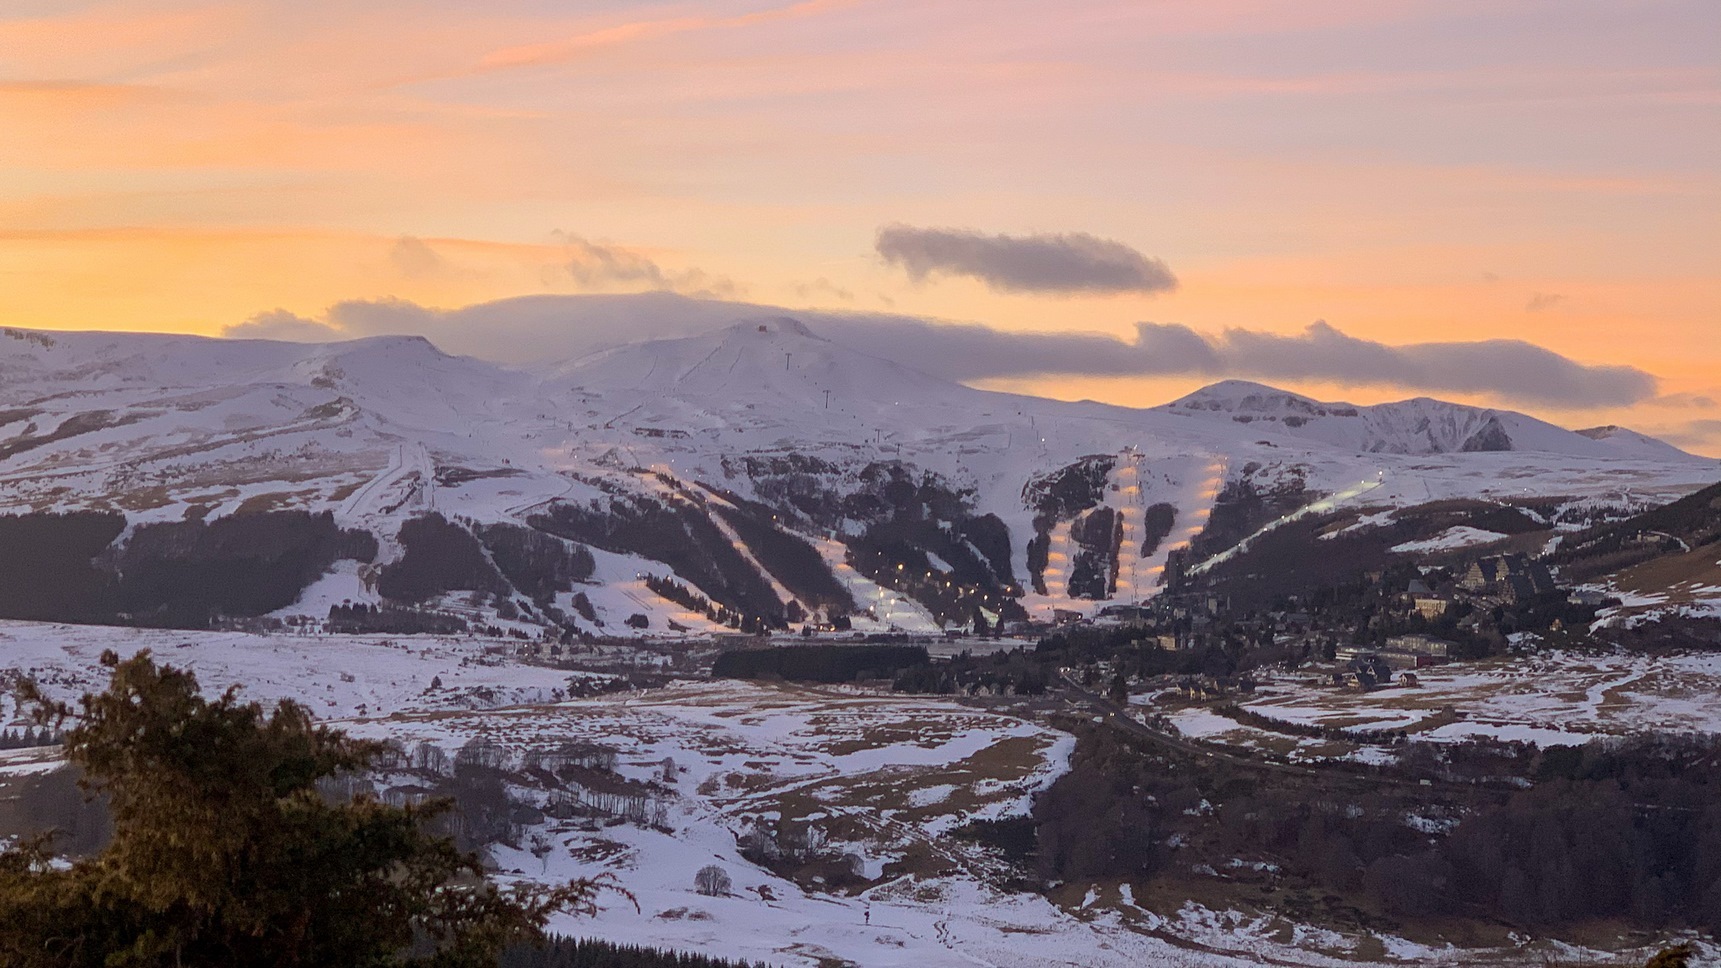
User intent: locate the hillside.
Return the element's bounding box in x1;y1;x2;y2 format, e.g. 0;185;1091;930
0;321;1714;636
1548;479;1721;628
1156;380;1688;459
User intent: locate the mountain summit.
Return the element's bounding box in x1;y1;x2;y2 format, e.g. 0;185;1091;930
0;318;1713;638
1156;379;1690;459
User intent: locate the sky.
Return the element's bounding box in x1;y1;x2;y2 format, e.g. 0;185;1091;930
3;0;1718;452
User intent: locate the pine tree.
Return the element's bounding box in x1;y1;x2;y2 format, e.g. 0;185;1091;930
0;649;619;967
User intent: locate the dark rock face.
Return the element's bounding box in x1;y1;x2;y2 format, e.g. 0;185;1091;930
1460;417;1514;453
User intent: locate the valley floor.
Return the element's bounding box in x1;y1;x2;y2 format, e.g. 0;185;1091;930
1145;648;1721;761
0;622;1710;967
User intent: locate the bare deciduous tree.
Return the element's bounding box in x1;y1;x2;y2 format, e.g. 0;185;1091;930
694;865;732;897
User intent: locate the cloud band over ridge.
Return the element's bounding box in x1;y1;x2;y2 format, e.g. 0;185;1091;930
224;293;1656;409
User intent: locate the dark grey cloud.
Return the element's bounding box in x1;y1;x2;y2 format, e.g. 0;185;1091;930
875;224;1177;296
1203;320;1654;407
219;293;1657;409
799;316;1655;408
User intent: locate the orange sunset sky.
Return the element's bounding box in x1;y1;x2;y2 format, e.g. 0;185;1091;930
2;1;1718;452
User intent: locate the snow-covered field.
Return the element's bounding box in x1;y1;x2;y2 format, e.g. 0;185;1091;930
1389;525;1509;554
0;622;1698;965
0;620;585;726
351;679;1570;968
1198;650;1721;749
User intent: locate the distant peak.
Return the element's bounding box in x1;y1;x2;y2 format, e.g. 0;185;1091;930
1187;379;1309;397
337;333;438;350
723;316;823;340
1163;380;1327;413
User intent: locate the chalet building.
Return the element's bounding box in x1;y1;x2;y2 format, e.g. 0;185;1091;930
1461;553;1558;602
1412;597;1451;620
1098;604;1152;622
1335;659;1393;690
1386;633;1454;658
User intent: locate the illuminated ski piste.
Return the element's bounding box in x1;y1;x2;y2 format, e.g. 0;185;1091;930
1188;471;1387;576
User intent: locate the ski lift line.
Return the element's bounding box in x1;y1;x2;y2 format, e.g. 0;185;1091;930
1188;471;1386;576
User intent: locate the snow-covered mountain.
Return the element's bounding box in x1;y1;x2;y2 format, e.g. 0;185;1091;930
1156;380;1680;459
0;322;1712;635
1572;424;1698;462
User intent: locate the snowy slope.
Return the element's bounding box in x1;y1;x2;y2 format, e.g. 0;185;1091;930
2;322;1714;628
1155;380;1693;459
1573;424;1698;461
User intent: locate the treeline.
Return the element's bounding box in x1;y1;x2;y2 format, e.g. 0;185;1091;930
1038;624;1240;680
1555;479;1721;581
372;516;597;629
377;513;507;603
728;453;891;531
709;499;854;615
838;468;1022;628
1185;475;1309;564
1022;456;1113;528
117;511;378;626
1215;703;1408;746
892;647;1049;696
1139;502;1177;558
0;510;375;627
1023;456;1113;595
644;574;711;615
475;522;595;605
1028;726;1721;934
326;602;468;635
0;727;62;750
643;574;779;633
1066;506;1121;600
500;937;772;968
712;644;929;683
0;507;611;631
847;516;1021;627
0;511;124;622
732;460;1018;605
1383;736;1721;929
532;496;787;628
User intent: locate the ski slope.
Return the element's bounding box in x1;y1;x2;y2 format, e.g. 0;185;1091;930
1;320;1714;629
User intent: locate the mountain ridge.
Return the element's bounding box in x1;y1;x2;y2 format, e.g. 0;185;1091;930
0;317;1713;635
1155;377;1690;460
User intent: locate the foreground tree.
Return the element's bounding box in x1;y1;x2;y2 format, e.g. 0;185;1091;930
0;650;610;967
